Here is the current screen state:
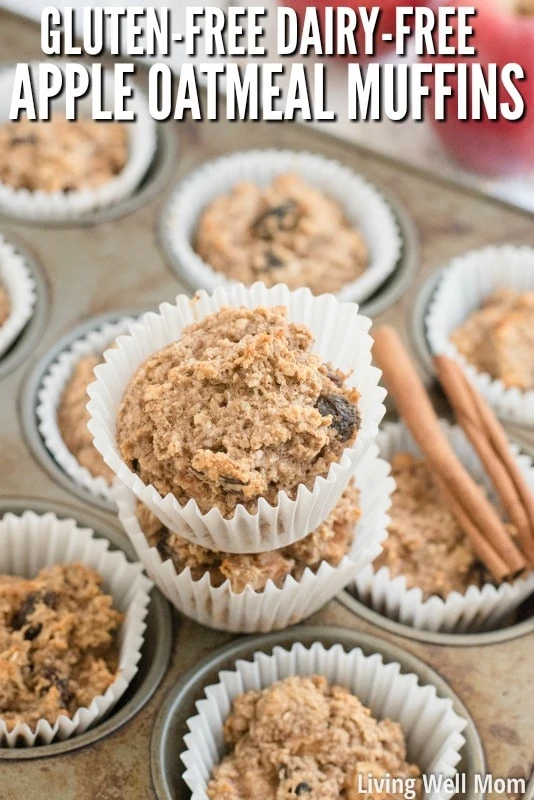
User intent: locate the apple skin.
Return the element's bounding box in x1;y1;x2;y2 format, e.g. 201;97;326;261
427;0;534;175
279;0;427;59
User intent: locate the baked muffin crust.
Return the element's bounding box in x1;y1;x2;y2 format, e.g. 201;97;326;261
451;288;534;391
194;173;368;295
207;675;421;800
0;563;122;731
0;283;10;326
136;480;361;592
117;305;361;517
0;117;128;193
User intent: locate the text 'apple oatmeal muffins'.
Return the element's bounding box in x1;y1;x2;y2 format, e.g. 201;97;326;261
353;421;534;633
0;510;152;747
426;244;534;426
194;173;368;295
88;282;386;554
181;642;467;800
115;441;392;632
162;150;401;303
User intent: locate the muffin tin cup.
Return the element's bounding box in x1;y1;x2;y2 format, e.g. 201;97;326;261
0;63;157;222
87;282;386;554
162;149;402;303
0;233;36;358
36;315;139;506
114;442;392;633
426;244;534;427
352;420;534;633
0;510;153;747
181;641;467;800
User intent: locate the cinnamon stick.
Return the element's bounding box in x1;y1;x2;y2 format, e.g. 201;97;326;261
372;326;525;579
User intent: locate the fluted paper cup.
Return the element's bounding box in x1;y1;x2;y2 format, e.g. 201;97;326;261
88;282;386;553
37;315;138;504
162;149;401;303
0;63;157;222
115;442;392;633
181;642;467;800
0;233;36;358
0;510;152;747
352;420;534;633
426;245;534;427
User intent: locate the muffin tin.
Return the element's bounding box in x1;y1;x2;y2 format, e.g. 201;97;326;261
1;8;533;797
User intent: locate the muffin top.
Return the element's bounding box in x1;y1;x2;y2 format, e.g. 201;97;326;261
58;354;115;483
375;452;502;597
0;563;122;731
451;287;534;391
0;283;9;327
0;117;128;193
207;675;421;800
136;480;360;592
194;173;368;295
117;305;361;517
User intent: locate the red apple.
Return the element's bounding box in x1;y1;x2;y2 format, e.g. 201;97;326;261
279;0;427;59
427;0;534;175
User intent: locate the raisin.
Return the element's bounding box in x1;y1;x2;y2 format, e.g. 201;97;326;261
295;783;312;795
326;369;343;388
316;394;360;443
252;201;300;239
11;592;39;630
263;250;286;271
131;458;140;473
42;591;59;609
40;668;74;708
24;624;42;641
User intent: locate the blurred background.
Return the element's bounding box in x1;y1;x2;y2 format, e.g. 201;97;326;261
2;0;534;211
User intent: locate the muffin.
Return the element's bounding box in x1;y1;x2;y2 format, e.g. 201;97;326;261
135;480;360;592
0;117;128;193
57;353;114;484
451;287;534;391
117;305;361;519
194;173;368;295
0;563;122;731
207;675;421;800
0;282;9;326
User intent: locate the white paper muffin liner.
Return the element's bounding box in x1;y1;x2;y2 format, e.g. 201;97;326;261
114;441;392;633
0;510;152;747
0;63;157;222
181;642;467;800
87;282;386;553
352;420;534;633
36;315;139;504
0;234;36;358
162;149;402;303
426;245;534;427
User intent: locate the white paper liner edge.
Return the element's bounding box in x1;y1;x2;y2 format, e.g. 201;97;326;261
426;244;534;427
115;442;392;633
0;234;36;358
87;282;386;553
181;642;467;800
0;510;152;747
352;420;534;633
162;149;402;304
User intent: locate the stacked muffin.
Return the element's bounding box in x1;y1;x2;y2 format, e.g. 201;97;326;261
88;283;388;631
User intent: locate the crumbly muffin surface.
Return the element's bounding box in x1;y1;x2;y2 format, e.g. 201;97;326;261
194;173;368;295
58;354;114;483
117;305;361;517
136;481;360;592
451;288;534;391
0;283;10;326
0;563;122;732
207;675;421;800
375;453;492;597
0;117;128;193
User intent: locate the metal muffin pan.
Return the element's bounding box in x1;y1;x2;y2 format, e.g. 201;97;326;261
21;308;152;514
159;182;420;319
0;497;173;760
0;237;49;381
150;625;485;800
